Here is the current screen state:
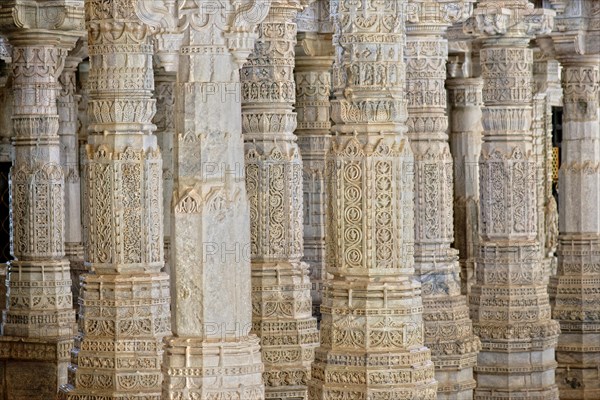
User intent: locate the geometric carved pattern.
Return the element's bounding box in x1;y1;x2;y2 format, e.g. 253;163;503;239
309;0;437;398
470;2;560;399
242;2;319;398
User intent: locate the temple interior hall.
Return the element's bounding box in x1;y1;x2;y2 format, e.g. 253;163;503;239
0;0;598;399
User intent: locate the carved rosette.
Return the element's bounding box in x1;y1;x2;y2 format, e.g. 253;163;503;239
59;1;170;399
308;0;437;399
242;2;319;399
405;2;480;398
469;2;560;399
549;6;600;395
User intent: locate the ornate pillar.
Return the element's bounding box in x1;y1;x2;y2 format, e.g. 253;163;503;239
0;1;82;397
308;0;437;398
241;1;319;398
532;44;561;283
59;1;171;399
0;48;12;270
405;2;480;398
57;41;85;312
152;67;175;274
295;4;334;321
148;1;270;398
469;2;560;398
446;72;483;297
550;2;600;396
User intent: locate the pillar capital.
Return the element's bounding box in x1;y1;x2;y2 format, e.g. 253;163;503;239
471;0;554;42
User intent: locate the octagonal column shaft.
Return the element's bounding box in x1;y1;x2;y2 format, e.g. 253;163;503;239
308;0;437;398
59;1;171;399
241;2;319;399
469;2;559;399
295;31;334;321
161;1;271;399
57;52;85;313
549;48;600;398
405;4;480;398
446;76;483;297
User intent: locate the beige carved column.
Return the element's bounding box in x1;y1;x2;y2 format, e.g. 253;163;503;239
308;0;437;398
153;67;175;274
146;1;270;398
532;43;561;283
241;1;319;398
59;1;171;398
0;1;82;397
549;2;600;397
469;1;560;398
446;70;483;297
295;3;334;320
0;41;12;286
57;41;86;311
405;2;480;398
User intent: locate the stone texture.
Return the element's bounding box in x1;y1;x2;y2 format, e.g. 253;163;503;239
58;1;171;398
308;0;437;398
295;3;334;320
145;1;271;399
57;40;86;313
405;2;481;398
0;1;83;397
241;2;320;398
549;1;600;397
469;1;560;399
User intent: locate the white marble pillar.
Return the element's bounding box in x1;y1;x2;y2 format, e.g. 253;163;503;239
308;0;437;398
153;68;175;275
550;3;600;396
57;42;85;311
241;2;319;398
405;2;480;398
156;1;271;399
469;1;559;398
447;74;483;297
59;1;171;398
0;3;83;398
295;31;333;321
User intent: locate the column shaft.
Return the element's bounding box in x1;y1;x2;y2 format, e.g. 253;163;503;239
447;76;483;297
309;0;437;398
161;2;270;399
549;25;600;396
60;1;171;398
295;32;334;321
470;2;559;399
405;3;480;398
242;2;319;398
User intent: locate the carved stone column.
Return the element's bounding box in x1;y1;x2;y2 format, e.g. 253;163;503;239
241;2;319;398
59;1;171;399
295;31;334;321
0;1;82;397
151;1;270;399
405;3;480;399
469;2;560;399
532;44;561;284
549;3;600;396
308;0;437;398
153;67;175;275
57;42;85;312
446;74;483;297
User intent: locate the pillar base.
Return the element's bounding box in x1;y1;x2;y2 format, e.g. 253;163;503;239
0;336;72;400
162;336;264;400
